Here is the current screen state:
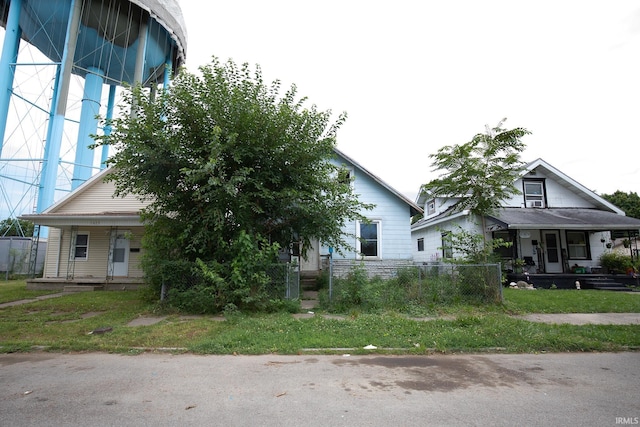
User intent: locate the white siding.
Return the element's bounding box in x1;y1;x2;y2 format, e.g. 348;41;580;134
41;226;144;279
56;178;150;214
412;216;480;263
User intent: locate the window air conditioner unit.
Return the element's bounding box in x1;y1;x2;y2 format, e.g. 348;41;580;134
527;200;543;208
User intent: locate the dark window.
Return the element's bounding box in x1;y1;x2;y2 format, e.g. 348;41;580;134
74;234;89;260
441;233;453;259
493;230;515;258
359;222;379;257
417;238;424;252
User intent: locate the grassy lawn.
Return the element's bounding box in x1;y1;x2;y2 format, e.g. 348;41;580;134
0;280;638;355
0;279;58;304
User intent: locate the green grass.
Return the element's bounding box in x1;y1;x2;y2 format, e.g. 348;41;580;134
0;281;638;355
0;280;58;304
502;288;640;314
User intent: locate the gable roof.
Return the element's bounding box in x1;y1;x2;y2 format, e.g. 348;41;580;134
523;158;623;214
412;158;639;232
334;148;422;217
20;167;146;227
23;149;423;226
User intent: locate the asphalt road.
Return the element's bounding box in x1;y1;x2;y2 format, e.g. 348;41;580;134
1;352;639;426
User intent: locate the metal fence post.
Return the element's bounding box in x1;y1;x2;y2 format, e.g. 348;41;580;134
497;262;503;302
328;247;333;302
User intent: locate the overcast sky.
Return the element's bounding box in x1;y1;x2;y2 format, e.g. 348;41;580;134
179;0;640;201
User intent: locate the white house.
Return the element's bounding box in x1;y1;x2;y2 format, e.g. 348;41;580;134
411;158;640;278
21;167;149;290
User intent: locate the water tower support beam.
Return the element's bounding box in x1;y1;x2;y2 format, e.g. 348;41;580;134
0;0;22;156
37;0;82;213
72;66;103;189
101;84;117;168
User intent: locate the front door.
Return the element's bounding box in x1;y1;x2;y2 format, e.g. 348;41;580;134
110;232;130;277
299;238;320;274
543;231;563;273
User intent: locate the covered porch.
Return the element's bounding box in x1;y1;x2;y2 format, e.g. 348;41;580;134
488;207;640;276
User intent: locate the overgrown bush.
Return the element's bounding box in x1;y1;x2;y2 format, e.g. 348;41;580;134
145;231;298;314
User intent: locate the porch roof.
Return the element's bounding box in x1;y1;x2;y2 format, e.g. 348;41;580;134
487;208;640;231
20;212;142;228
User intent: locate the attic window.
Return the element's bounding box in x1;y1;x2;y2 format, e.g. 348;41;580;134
426;199;436;215
524;181;545;208
338;167;354;186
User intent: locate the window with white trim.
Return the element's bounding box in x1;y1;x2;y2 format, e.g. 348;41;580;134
357;220;381;258
73;233;89;260
566;231;589;259
417;237;424;252
426;199;436;215
524;181;545;208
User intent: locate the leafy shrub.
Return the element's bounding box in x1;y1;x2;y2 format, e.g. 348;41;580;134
600;252;633;274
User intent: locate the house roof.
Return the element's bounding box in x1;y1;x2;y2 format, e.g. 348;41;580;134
415;158;623;214
23;149;422;225
20;212;143;228
334;148;423;217
487;208;640;231
523;158;623;214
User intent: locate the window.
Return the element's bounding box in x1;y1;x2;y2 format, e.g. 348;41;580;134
426;199;436;215
338;167;354;187
357;220;380;258
524;181;545;208
441;232;453;259
417;238;424;252
566;231;589;259
73;233;89;260
493;230;515;258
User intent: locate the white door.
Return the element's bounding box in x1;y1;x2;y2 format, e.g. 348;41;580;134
543;231;563;273
110;232;130;277
299;238;320;274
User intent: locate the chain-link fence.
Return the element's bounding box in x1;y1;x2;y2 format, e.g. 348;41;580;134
265;262;300;300
411;263;503;304
324;262;503;311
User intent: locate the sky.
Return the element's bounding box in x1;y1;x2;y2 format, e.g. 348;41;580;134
178;0;640;201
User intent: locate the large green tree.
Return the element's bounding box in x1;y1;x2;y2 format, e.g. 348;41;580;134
601;191;640;220
94;58;369;310
420;119;530;260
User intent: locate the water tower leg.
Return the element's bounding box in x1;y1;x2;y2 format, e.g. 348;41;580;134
100;85;117;169
38;0;82;213
0;0;22;156
72;66;103;189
